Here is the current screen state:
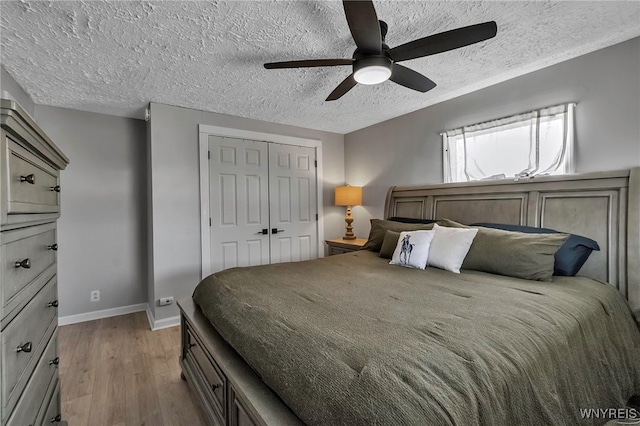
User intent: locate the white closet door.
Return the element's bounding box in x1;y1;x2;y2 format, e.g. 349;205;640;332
209;136;270;272
268;143;318;263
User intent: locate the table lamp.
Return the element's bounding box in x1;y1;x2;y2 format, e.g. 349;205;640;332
335;185;362;240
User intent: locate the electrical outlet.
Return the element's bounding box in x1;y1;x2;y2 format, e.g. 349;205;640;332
90;290;100;302
159;297;174;306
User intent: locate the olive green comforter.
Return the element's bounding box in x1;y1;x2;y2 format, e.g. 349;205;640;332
193;250;640;425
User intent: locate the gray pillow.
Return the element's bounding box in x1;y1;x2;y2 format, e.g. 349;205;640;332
379;230;401;259
471;222;599;276
362;219;436;252
439;219;568;282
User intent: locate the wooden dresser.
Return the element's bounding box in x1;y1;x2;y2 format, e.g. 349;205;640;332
0;99;69;425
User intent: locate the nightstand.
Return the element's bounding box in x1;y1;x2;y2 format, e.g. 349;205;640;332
325;238;368;255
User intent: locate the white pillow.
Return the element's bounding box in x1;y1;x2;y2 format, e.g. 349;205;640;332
428;224;478;273
390;230;435;270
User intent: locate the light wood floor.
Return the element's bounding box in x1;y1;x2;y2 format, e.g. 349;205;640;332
58;312;208;426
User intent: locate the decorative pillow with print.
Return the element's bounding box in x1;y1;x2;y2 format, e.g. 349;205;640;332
390;230;435;270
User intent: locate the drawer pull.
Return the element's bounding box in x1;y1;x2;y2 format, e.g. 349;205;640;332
50;185;61;193
188;342;196;349
211;383;221;392
48;243;59;251
48;300;59;308
16;341;32;353
50;414;61;423
49;357;60;366
20;174;36;184
15;258;31;269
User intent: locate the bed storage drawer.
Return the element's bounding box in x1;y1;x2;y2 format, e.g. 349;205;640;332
1;276;58;416
6;331;58;426
179;300;304;426
230;386;259;426
6;138;60;215
186;328;227;417
1;222;57;309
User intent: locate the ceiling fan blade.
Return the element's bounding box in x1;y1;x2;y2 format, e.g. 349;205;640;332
264;59;353;69
342;0;382;53
389;21;498;62
390;65;436;93
326;74;357;101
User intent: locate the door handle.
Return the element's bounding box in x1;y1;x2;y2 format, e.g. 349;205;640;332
271;228;285;234
255;229;268;235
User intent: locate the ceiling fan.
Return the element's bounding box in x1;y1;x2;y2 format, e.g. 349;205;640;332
264;0;497;101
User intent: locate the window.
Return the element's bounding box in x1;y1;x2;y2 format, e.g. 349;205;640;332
442;103;575;183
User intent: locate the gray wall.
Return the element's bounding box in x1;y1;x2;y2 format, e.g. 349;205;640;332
148;103;345;322
345;37;640;238
0;64;35;117
34;105;147;318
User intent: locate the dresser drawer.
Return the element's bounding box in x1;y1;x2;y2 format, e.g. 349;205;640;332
38;380;61;426
186;328;226;416
1;223;57;309
6;331;58;426
6;137;60;215
2;276;58;416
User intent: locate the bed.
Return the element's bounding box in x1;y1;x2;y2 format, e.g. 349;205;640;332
178;168;640;426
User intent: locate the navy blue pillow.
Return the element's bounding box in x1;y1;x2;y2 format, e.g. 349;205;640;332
472;223;600;277
389;217;438;224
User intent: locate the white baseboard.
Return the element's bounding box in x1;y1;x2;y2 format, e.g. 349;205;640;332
58;303;148;326
145;306;180;331
145;306;154;330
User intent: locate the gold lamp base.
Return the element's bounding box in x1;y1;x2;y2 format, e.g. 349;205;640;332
343;205;356;240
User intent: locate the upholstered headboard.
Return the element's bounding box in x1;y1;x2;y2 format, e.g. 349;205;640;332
384;168;640;316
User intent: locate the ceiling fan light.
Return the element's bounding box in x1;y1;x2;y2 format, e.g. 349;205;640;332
354;66;392;85
353;56;393;85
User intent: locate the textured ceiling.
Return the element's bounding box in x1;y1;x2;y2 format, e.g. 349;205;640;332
1;1;639;134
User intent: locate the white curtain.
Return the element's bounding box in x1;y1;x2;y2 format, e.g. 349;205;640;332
443;103;575;182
